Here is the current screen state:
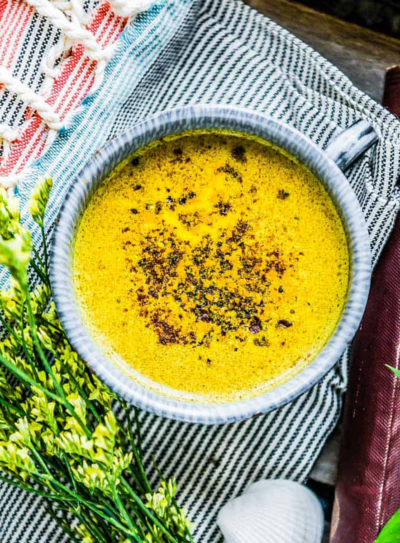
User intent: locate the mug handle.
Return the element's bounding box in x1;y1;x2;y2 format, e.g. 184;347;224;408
325;119;378;172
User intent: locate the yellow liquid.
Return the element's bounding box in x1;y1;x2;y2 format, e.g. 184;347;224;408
74;131;349;402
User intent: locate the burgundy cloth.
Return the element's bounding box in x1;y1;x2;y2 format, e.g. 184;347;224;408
383;66;400;118
330;67;400;543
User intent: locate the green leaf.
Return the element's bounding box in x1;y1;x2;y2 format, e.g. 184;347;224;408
386;365;400;380
376;508;400;543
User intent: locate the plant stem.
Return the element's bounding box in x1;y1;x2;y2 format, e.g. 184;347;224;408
19;320;41;381
31;245;45;271
30;257;50;287
48;477;136;538
134;407;143;456
53;350;102;424
0;312;19;343
24;294;91;438
61;451;77;492
122;401;151;494
121;477;183;543
47;506;83;543
79;509;111;543
0;396;25;417
40;224;50;277
0;350;91;440
0;351;51;396
0;313;39;382
112;480;142;543
173;498;195;543
30;445;53;478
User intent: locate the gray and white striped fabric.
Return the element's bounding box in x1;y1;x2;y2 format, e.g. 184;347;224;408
1;0;400;541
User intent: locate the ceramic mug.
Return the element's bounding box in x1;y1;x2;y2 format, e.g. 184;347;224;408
50;105;376;424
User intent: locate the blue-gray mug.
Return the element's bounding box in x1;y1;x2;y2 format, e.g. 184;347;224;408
50;105;376;424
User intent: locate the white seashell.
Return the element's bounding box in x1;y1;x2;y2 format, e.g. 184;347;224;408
217;479;324;543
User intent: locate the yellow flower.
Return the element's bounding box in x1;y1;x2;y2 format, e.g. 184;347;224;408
0;226;31;286
29;175;53;227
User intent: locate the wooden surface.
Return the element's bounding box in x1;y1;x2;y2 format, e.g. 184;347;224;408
244;0;400;102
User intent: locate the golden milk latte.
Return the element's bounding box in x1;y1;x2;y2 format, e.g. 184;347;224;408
73;131;349;402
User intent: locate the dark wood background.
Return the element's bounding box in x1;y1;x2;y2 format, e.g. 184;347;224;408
287;0;400;38
244;0;400;102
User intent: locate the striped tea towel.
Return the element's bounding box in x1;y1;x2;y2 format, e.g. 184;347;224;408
1;0;400;542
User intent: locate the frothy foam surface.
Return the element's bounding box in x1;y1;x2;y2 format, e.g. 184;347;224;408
74;131;349;402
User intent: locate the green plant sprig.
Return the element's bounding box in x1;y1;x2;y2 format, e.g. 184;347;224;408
0;178;193;543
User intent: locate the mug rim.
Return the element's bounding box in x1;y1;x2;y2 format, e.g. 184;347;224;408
50;104;372;424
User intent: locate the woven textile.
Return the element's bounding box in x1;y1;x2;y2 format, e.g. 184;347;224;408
0;0;158;185
1;0;400;541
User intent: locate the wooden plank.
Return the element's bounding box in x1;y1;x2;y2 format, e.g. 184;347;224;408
244;0;400;102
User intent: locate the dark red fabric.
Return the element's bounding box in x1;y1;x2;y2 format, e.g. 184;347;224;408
330;67;400;543
383;66;400;119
